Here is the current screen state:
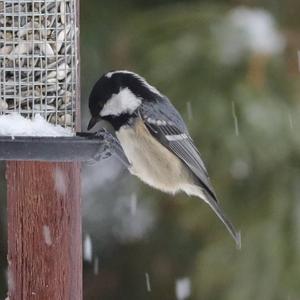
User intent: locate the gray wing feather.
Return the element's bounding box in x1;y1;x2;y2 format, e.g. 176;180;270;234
139;97;217;201
139;97;241;247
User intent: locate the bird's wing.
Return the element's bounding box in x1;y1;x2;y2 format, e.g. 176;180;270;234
139;97;241;248
139;97;217;202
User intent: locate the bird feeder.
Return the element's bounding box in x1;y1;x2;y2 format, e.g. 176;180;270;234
0;1;123;299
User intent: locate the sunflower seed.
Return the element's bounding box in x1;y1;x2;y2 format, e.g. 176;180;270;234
0;0;77;128
0;100;8;111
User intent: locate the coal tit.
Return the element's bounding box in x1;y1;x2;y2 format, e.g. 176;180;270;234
88;70;241;248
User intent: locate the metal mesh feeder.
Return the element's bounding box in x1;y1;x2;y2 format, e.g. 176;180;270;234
0;0;78;128
0;0;124;162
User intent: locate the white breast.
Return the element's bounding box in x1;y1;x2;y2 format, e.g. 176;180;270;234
116;119;193;194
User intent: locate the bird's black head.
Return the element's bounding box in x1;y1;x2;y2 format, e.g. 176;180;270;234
87;70;162;130
87;73;118;130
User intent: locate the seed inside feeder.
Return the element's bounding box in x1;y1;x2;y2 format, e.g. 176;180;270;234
0;0;78;129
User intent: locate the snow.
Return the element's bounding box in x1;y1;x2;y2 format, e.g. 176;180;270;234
93;256;99;275
298;50;300;72
130;193;137;216
231;101;239;136
175;277;191;300
83;234;93;262
43;225;52;246
6;268;14;294
53;167;67;195
0;113;73;137
288;113;294;130
145;272;151;292
186;101;193;121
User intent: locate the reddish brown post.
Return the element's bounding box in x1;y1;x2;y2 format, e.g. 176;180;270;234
6;162;82;300
4;0;82;298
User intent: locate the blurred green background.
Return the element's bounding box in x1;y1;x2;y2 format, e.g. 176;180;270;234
1;0;300;299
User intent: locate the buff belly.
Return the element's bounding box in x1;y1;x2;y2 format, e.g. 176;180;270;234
116;119;194;194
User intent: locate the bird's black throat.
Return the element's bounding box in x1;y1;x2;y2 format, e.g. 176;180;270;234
102;113;132;131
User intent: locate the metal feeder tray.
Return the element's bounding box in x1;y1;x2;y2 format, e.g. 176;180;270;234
0;129;130;166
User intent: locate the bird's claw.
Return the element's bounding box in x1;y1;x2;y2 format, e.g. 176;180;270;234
92;128;131;168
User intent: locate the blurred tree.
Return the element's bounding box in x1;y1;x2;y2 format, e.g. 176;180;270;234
81;1;300;299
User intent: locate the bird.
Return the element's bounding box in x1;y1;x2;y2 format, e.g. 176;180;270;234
87;70;241;248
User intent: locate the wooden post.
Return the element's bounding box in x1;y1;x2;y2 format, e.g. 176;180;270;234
6;162;82;300
5;0;81;297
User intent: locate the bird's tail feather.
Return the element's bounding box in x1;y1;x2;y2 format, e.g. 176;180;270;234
183;184;241;249
202;190;241;249
185;185;241;248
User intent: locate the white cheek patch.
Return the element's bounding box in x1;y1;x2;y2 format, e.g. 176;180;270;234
100;87;142;117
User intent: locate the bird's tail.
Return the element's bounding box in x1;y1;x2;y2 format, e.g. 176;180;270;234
205;191;241;249
188;186;241;249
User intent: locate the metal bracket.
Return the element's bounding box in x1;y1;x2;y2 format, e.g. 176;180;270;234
0;128;130;166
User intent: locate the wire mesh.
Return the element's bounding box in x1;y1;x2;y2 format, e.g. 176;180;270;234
0;0;78;130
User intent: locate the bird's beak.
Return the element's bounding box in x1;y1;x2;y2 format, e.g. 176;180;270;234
87;116;101;130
